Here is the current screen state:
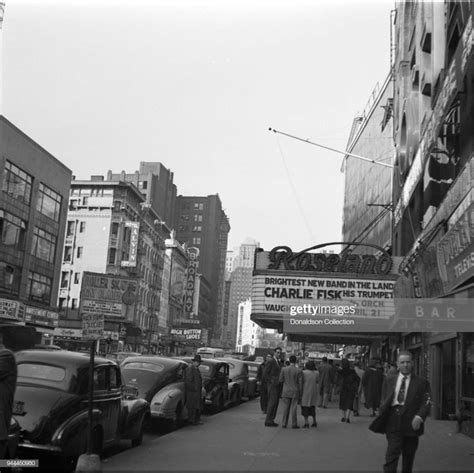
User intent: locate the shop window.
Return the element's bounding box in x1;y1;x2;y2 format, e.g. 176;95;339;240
462;334;474;399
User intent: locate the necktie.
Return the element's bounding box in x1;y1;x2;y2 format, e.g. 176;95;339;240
397;376;407;404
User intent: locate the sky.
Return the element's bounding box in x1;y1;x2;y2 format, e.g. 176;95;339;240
2;0;394;252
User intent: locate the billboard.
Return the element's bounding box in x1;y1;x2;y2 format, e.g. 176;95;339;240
80;272;139;320
184;247;199;315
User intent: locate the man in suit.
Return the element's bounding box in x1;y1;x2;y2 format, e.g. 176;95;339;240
264;347;283;427
369;351;431;473
279;355;302;428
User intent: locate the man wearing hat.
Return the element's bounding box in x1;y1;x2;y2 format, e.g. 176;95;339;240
185;354;203;425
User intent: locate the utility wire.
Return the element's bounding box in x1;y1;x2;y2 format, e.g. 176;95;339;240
275;135;315;243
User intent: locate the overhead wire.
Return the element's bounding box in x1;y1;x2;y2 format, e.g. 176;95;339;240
274;134;315;243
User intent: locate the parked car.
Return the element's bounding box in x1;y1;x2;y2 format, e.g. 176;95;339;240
111;352;142;364
13;349;149;469
121;356;203;428
245;361;262;398
181;357;232;412
221;358;250;403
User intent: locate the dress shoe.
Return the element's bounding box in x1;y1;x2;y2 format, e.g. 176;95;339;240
303;424;309;428
346;418;351;424
341;417;346;422
292;426;300;429
312;422;317;428
265;422;278;427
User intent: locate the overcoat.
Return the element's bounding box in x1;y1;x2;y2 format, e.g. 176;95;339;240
184;364;202;410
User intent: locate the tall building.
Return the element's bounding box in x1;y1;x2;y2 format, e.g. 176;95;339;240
342;74;394;253
57;176;170;353
0;116;72;343
107;162;177;229
235;299;262;355
224;238;259;349
391;1;473;435
174;194;230;339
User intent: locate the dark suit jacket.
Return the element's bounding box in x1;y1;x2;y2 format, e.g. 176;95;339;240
264;357;282;387
369;374;431;436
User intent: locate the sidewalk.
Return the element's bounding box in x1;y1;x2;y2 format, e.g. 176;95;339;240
102;398;474;472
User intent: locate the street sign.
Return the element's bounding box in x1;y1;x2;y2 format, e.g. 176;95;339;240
82;314;104;340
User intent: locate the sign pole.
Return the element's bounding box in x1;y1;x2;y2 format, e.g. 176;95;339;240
86;339;95;455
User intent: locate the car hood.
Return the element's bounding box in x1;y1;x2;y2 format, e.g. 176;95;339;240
15;384;80;443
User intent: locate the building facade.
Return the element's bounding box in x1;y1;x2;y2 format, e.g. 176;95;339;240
392;1;474;436
107;161;177;229
174;194;230;340
57;176;170;353
0;116;72;343
235;299;262;355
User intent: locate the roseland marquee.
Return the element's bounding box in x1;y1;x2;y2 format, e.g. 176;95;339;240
251;243;401;336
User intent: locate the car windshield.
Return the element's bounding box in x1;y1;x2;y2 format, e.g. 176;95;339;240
121;362;165;389
198;364;211;377
18;363;66;382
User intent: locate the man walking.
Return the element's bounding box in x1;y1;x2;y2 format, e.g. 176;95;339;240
0;333;17;459
317;356;332;408
369;351;431;473
264;347;283;427
184;354;203;425
279;355;302;429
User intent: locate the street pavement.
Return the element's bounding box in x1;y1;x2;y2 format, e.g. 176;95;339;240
102;398;474;473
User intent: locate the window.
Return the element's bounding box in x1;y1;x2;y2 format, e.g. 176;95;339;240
192;237;201;245
2;161;32;204
0;210;27;250
111;222;119;236
71;299;78;309
79;221;86;233
66;221;75;237
36;183;62;221
77;247;83;258
93;367;107;391
63;246;73;263
193;203;204;210
193;226;202;232
27;272;52;304
142;181;148;190
31;227;57;263
180;215;190;221
74;272;80;284
60;271;70;289
108;248;117;264
194;214;202;222
0;262;20;295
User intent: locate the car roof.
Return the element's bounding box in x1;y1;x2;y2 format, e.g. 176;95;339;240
15;349;116;368
221;357;245;366
121;355;184;368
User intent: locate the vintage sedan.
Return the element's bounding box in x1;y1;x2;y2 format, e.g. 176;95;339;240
221;358;250;403
14;350;149;466
121;356;201;428
182;357;231;412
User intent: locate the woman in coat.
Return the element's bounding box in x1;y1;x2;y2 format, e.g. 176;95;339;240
339;358;360;424
300;360;319;428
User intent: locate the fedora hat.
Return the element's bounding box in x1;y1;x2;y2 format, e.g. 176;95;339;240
192;354;202;362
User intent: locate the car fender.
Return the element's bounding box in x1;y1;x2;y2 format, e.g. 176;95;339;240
150;385;184;420
51;408;103;455
121;398;150;440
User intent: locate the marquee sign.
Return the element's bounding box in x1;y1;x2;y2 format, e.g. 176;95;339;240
121;221;140;268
